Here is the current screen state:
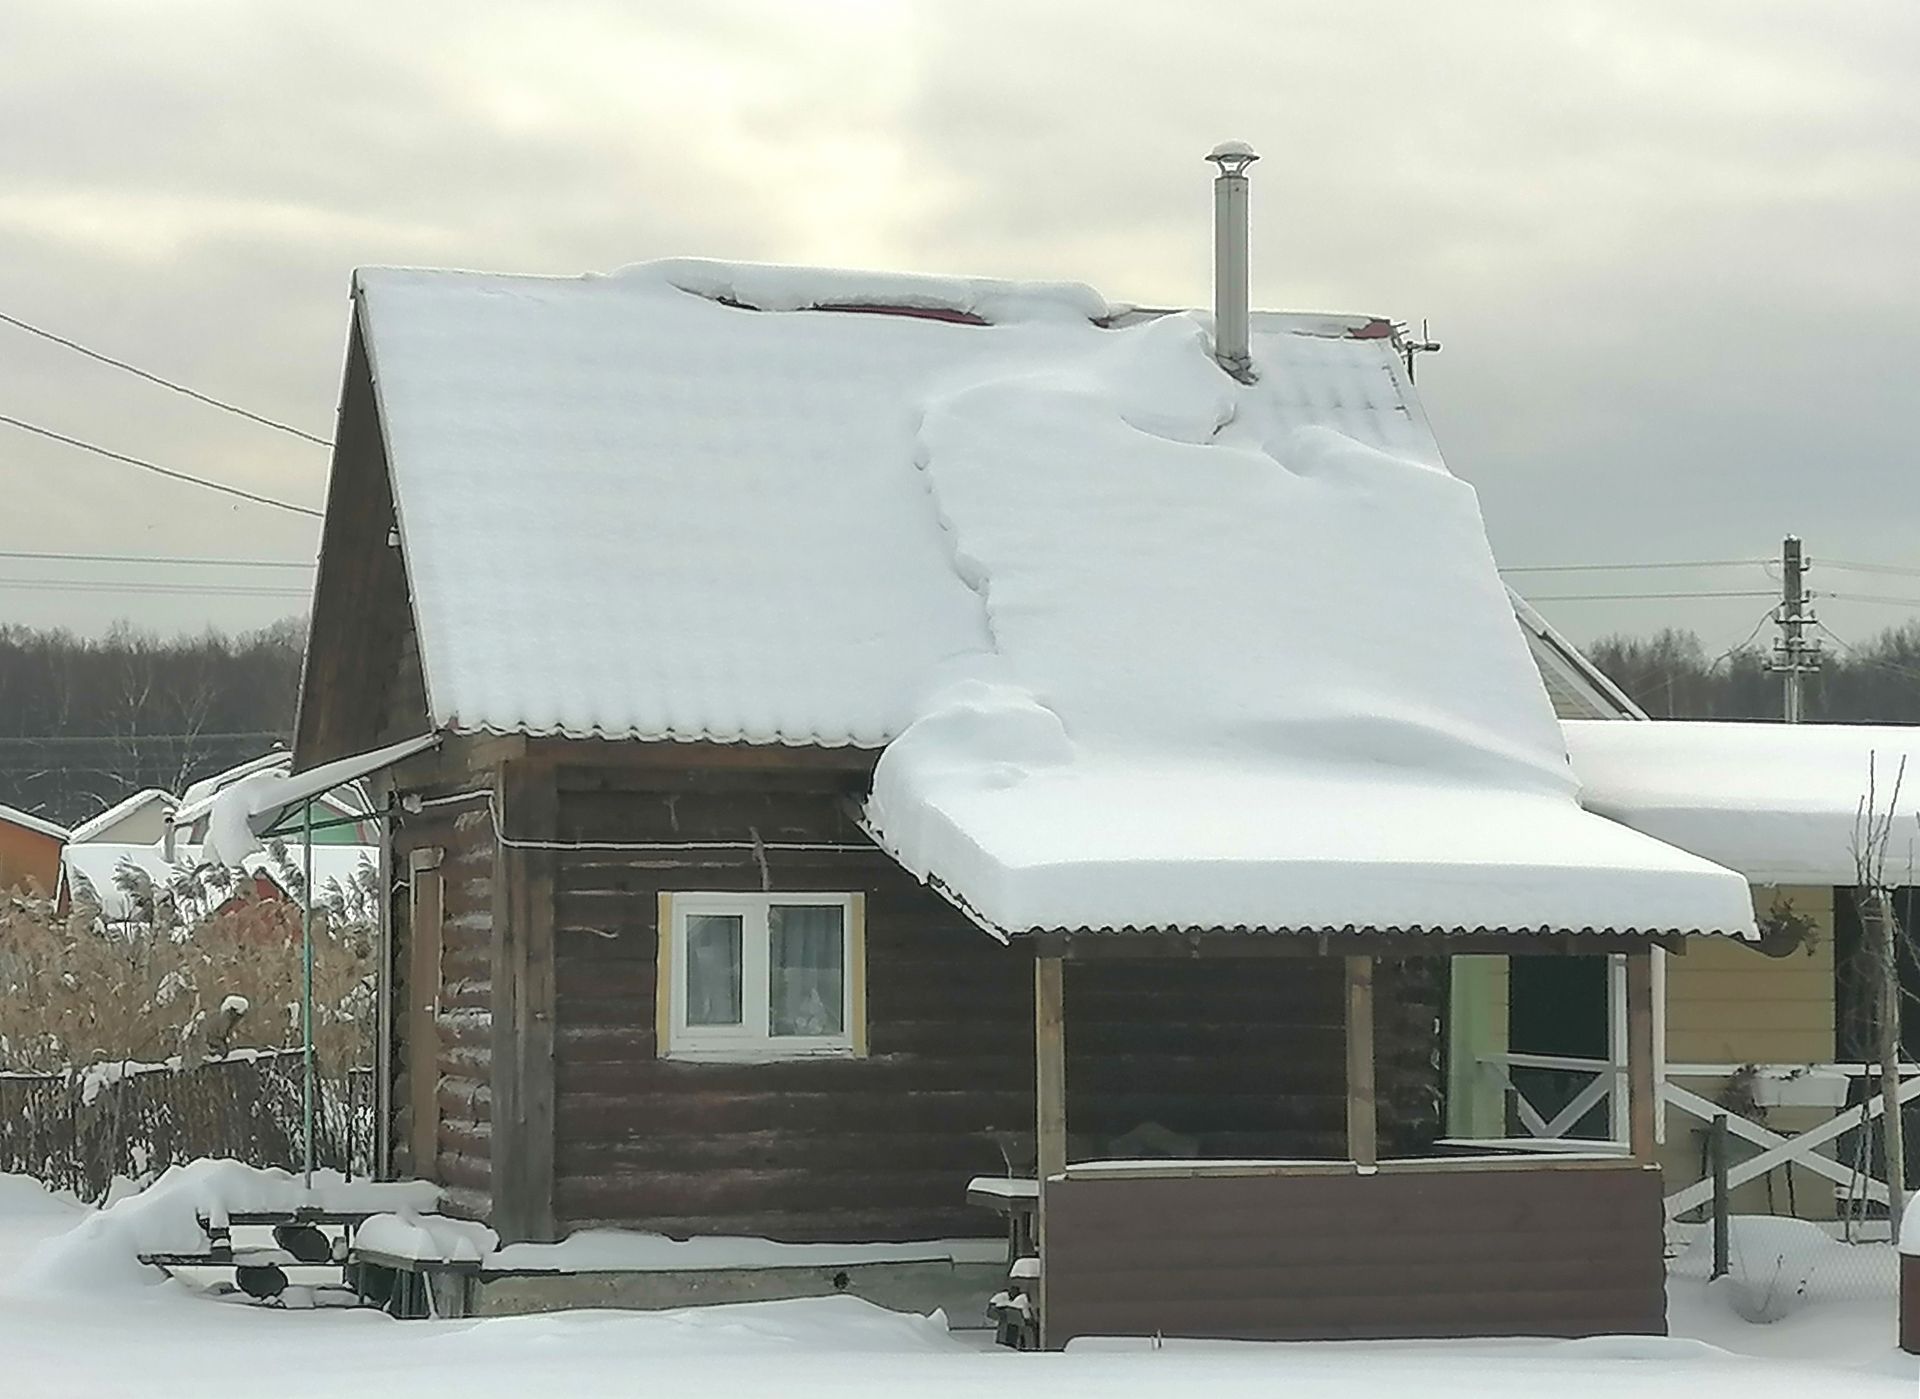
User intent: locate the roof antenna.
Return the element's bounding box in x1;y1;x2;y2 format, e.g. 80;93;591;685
1400;318;1441;383
1206;141;1259;382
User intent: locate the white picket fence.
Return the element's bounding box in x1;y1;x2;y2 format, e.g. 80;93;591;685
1475;1050;1920;1222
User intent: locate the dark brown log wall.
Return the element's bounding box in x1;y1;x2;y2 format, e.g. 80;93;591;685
1044;1162;1669;1343
545;756;1445;1242
384;743;510;1222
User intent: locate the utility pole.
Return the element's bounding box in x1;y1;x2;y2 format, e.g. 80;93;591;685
1770;535;1821;723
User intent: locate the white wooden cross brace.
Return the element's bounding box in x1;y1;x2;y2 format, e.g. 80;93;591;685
1484;1061;1552;1138
1539;1071;1615;1141
1662;1082;1883;1211
1489;1059;1612;1142
1663;1073;1920;1217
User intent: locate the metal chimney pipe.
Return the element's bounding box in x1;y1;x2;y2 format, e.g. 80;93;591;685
1206;141;1259;381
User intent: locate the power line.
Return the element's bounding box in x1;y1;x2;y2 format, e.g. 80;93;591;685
1820;592;1920;608
0;549;312;569
0;413;323;518
1499;559;1766;574
0;307;331;447
0;577;308;598
1823;559;1920;580
1813;622;1920;683
1520;589;1778;603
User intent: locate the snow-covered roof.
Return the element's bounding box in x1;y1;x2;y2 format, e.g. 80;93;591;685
1511;593;1644;721
66;789;176;845
1564;720;1920;886
351;257;1754;938
202;732;433;863
0;802;67;842
177;751;291;810
174;749;383;834
60;841;377;924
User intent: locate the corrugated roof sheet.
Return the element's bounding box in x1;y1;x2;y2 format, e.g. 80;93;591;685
347;258;1754;938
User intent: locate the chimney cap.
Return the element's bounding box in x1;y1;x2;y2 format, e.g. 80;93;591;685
1206;140;1259;175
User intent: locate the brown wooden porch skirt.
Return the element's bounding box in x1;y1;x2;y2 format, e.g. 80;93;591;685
1902;1252;1920;1355
1043;1161;1668;1343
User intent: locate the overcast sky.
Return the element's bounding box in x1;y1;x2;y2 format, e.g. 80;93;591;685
1;1;1914;652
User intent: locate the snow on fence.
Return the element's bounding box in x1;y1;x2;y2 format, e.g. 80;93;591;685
0;1052;373;1200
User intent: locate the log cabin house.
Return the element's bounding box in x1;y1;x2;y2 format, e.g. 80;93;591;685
237;154;1765;1343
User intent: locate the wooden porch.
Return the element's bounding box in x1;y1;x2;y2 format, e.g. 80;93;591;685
1022;935;1669;1348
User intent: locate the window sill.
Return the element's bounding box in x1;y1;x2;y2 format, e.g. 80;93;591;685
661;1044;863;1065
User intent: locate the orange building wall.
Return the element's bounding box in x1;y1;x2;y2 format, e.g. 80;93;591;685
0;821;63;894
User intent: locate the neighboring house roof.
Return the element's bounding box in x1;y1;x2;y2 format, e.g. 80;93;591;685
1564;720;1920;886
66;789;177;845
179;751;291;810
1510;592;1645;721
344;258;1752;939
59;841;377;925
172;751;375;832
0;802;67;842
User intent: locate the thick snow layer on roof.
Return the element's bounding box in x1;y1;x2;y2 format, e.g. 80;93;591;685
354;257;1753;937
199;733;431;862
1564;720;1920;885
0;802;66;842
177;752;289;811
356;261;1436;746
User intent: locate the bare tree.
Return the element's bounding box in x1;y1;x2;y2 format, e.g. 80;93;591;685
1853;753;1911;1230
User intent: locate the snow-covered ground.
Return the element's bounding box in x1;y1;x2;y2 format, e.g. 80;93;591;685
0;1169;1911;1398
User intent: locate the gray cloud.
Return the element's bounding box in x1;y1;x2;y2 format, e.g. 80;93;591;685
1;0;1915;647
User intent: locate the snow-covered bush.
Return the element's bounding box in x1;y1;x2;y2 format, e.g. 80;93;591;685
0;883;374;1076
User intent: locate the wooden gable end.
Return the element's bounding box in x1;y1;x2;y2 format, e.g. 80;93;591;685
295;306;431;770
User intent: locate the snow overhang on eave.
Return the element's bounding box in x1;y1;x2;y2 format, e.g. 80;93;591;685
1565;718;1920;887
203;732;440;863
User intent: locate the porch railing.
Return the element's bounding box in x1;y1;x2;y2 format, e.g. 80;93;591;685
1473;1051;1920;1222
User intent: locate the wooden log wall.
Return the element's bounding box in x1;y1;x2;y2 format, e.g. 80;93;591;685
295;312;431;767
540;754;1446;1242
383;743;511;1222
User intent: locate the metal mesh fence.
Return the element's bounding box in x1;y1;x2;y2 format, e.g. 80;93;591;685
0;1052;374;1201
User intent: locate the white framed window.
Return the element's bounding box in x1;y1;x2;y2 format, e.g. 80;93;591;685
657;892;866;1062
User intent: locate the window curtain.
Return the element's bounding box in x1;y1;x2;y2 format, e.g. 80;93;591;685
686;913;743;1025
769;904;845;1036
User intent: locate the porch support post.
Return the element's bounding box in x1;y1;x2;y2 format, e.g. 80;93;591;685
1034;952;1066;1348
1626;948;1658;1164
1345;955;1377;1167
492;757;558;1243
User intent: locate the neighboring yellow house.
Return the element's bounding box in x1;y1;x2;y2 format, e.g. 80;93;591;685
1461;608;1918;1221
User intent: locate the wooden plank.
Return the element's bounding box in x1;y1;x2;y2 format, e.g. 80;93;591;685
532;737;880;774
1626;949;1657;1164
1346;955;1377;1168
492;757;558;1243
407;849;444;1180
1034;952;1066;1351
1046;930;1679;960
850;892;869;1057
1035;956;1068;1183
654;892;674;1056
